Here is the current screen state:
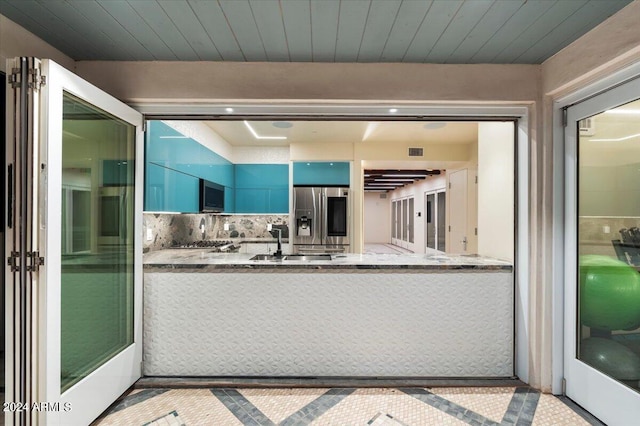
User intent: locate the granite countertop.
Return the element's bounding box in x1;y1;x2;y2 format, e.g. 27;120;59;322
143;249;513;272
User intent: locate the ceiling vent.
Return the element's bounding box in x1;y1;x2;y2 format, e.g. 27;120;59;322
408;147;424;157
579;118;596;136
380;193;387;199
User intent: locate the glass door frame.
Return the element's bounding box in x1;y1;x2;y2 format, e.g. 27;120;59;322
563;75;640;426
36;59;143;425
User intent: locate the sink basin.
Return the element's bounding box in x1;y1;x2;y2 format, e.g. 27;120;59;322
249;254;332;261
249;254;280;261
283;254;332;261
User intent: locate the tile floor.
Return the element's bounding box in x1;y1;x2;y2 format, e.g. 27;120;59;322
92;386;603;426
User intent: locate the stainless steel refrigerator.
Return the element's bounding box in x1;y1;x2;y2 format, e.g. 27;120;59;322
293;186;349;253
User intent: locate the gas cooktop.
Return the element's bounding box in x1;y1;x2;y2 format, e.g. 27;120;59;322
172;240;239;252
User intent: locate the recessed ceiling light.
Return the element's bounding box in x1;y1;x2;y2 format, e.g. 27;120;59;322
225;107;234;113
389;108;398;113
272;121;293;128
424;122;446;130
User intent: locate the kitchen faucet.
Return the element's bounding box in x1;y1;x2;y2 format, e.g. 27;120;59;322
270;227;283;258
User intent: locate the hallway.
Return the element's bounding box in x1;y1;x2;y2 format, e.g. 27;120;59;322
92;386;601;426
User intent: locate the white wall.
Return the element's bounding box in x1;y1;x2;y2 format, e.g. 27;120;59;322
477;122;515;262
363;193;391;243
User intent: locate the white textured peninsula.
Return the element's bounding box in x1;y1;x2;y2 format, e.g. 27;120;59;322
143;250;513;378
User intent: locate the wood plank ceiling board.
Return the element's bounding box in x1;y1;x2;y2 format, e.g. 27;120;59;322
446;0;525;64
0;0;633;64
493;0;589;64
469;0;557;63
334;0;371;62
426;0;496;63
126;0;199;60
71;0;155;60
356;0;402;62
281;0;313;62
218;0;268;61
249;0;290;62
38;0;132;60
187;0;245;61
2;0;97;60
0;0;84;60
97;0;179;60
157;0;222;60
310;0;340;62
402;0;463;63
517;0;633;64
379;0;434;62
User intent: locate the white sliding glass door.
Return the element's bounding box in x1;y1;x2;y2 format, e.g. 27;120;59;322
5;58;143;425
564;76;640;426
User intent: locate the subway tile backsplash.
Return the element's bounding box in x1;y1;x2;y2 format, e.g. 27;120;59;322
143;213;289;252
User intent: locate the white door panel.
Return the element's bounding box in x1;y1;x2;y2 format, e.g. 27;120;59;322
564;76;640;426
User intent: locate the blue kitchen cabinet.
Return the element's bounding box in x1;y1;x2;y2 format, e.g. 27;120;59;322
145;163;199;212
293;162;350;186
234;164;289;213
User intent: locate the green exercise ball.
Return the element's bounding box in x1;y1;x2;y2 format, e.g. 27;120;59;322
580;337;640;380
579;255;640;331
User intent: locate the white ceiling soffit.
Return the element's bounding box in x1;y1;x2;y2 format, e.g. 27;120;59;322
0;0;632;64
205;120;478;146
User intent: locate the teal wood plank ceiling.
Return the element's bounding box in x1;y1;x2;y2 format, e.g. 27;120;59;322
0;0;632;64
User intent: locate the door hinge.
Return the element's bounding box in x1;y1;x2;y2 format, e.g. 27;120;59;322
26;251;45;272
8;66;45;90
8;251;20;272
448;182;451;189
475;228;477;236
448;225;451;232
561;377;567;395
562;107;568;127
475;176;478;184
29;67;46;91
9;68;21;88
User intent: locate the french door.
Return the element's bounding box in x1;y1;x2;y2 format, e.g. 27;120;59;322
5;58;143;425
564;76;640;425
391;196;414;250
425;189;446;252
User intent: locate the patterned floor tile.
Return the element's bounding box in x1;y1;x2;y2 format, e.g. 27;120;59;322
238;388;328;424
92;389;242;426
142;410;184;426
430;387;515;423
532;394;592;425
310;388;468;426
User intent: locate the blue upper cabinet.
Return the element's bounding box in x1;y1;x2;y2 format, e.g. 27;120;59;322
145;121;234;212
145;121;289;213
235;164;289;213
293;162;350;186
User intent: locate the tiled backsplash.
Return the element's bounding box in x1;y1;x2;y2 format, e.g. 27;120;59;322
143;213;289;252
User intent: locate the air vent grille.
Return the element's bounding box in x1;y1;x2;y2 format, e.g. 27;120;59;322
380;193;387;199
408;147;424;157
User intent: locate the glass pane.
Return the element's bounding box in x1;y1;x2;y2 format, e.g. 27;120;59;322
396;202;401;240
327;197;347;236
408;197;414;243
437;191;446;251
61;92;135;392
402;199;408;241
426;194;435;249
391;201;396;239
577;98;640;395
